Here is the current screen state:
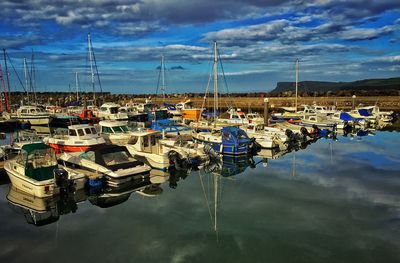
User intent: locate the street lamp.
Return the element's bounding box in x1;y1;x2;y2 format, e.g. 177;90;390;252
352;95;356;110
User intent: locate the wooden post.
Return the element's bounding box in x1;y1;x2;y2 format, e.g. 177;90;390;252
264;98;269;126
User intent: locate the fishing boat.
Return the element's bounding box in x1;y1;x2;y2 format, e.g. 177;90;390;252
176;100;202;123
118;106;148;122
126;129;210;170
192;126;255;155
4;143;86;197
78;109;100;124
99;120;132;145
14;105;50;126
59;144;151;188
98;102;129;121
244;123;287;149
44;124;105;153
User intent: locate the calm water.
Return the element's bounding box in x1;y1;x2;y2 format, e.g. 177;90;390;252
0;130;399;263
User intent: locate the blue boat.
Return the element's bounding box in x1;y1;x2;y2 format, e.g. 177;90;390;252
150;119;191;135
193;126;253;155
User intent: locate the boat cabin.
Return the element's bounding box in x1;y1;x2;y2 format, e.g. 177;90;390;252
98;103;128;120
17;106;49;116
17;143;58;181
99;121;130;134
128;130;163;155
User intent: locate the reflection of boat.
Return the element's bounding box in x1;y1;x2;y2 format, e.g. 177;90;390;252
88;176;154;208
205;155;254;177
6;186;81;226
4;143;86;197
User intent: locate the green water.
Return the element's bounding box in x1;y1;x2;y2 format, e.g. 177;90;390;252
0;131;399;263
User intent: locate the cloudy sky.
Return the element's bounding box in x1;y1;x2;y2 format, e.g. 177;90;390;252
1;0;399;94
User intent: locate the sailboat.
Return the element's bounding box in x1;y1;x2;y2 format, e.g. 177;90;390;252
192;42;254;155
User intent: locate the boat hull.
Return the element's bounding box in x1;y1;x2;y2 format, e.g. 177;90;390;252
4;164;58;198
16;116;50;126
48;143;94;153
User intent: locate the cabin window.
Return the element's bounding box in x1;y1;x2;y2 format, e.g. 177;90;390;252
222;132;231;141
113;126;128;133
103;151;131;166
119;108;126;113
143;136;149;147
232;115;239;119
91;128;97;134
102;126;113;134
150;135;156;146
30;109;36;113
69;129;77;136
77;129;85;136
128;136;138;145
80;151;95;162
240;114;245;119
100;107;107;112
110;107;118;114
85;128;92;134
21;109;27;114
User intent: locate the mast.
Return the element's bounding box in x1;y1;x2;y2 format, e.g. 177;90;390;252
24;58;29;104
75;72;80;101
295;58;299;112
161;55;166;101
31;50;37;103
213;41;218;127
2;49;11;112
88;32;96;105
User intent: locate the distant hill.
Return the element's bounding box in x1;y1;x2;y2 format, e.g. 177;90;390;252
269;77;400;94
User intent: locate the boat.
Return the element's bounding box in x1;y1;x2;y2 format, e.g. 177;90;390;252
150;119;192;140
4;143;86;197
59;144;151;187
244;123;288;149
49;113;80;128
192;126;255;155
118;106;148;122
126;129;210;170
176;100;202;123
300;115;338;129
78;109;100;124
0;114;20;132
99;120;132;145
349;108;377;123
356;105;393;122
98;102;129;121
190;42;256;155
14;105;50;126
44;124;105;153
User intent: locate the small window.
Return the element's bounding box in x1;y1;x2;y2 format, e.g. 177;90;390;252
100;107;107;112
128;136;138;145
30;109;36;113
77;129;84;136
69;129;77;136
21;109;27;114
85;128;92;134
102;126;113;134
143;136;149;147
91;128;97;134
150;135;156;146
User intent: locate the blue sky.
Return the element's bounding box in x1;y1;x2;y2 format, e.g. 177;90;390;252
0;0;399;94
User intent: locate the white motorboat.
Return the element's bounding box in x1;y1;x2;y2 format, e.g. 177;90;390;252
4;143;86;197
14;105;50;126
126;129;210;170
59;144;151;187
99;120;132;145
98;102;128;121
44;124;105;153
244;124;288;149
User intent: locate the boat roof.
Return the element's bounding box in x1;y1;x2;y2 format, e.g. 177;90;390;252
100;102;120;107
67;124;95;129
99;120;128;127
21;143;51;153
130;129;160;136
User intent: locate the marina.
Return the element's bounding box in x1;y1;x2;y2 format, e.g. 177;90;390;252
1;1;400;262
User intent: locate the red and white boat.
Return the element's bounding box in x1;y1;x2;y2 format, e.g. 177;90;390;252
44;124;105;153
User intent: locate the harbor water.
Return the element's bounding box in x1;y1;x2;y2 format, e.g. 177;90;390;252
0;130;399;262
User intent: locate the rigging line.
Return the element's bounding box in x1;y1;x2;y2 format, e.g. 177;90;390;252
156;59;162;96
218;51;237;110
90;41;103;95
6;52;27;93
198;60;214;127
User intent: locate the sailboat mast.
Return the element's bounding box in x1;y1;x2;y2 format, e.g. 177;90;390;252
3;49;11;112
213;41;218;127
295;59;299;112
75;72;80;101
24;58;29;104
88;33;96;105
161;55;166;101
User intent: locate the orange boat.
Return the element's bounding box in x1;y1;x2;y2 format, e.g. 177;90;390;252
176;100;202;122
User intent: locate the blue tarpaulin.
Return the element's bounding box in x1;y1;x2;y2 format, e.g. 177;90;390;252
358;109;372;117
340;112;362;121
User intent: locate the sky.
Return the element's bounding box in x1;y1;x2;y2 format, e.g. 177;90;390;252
0;0;399;94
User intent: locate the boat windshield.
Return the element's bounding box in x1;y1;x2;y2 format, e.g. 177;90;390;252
26;149;57;168
110;107;119;114
102;151;132;166
112;126;129;133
